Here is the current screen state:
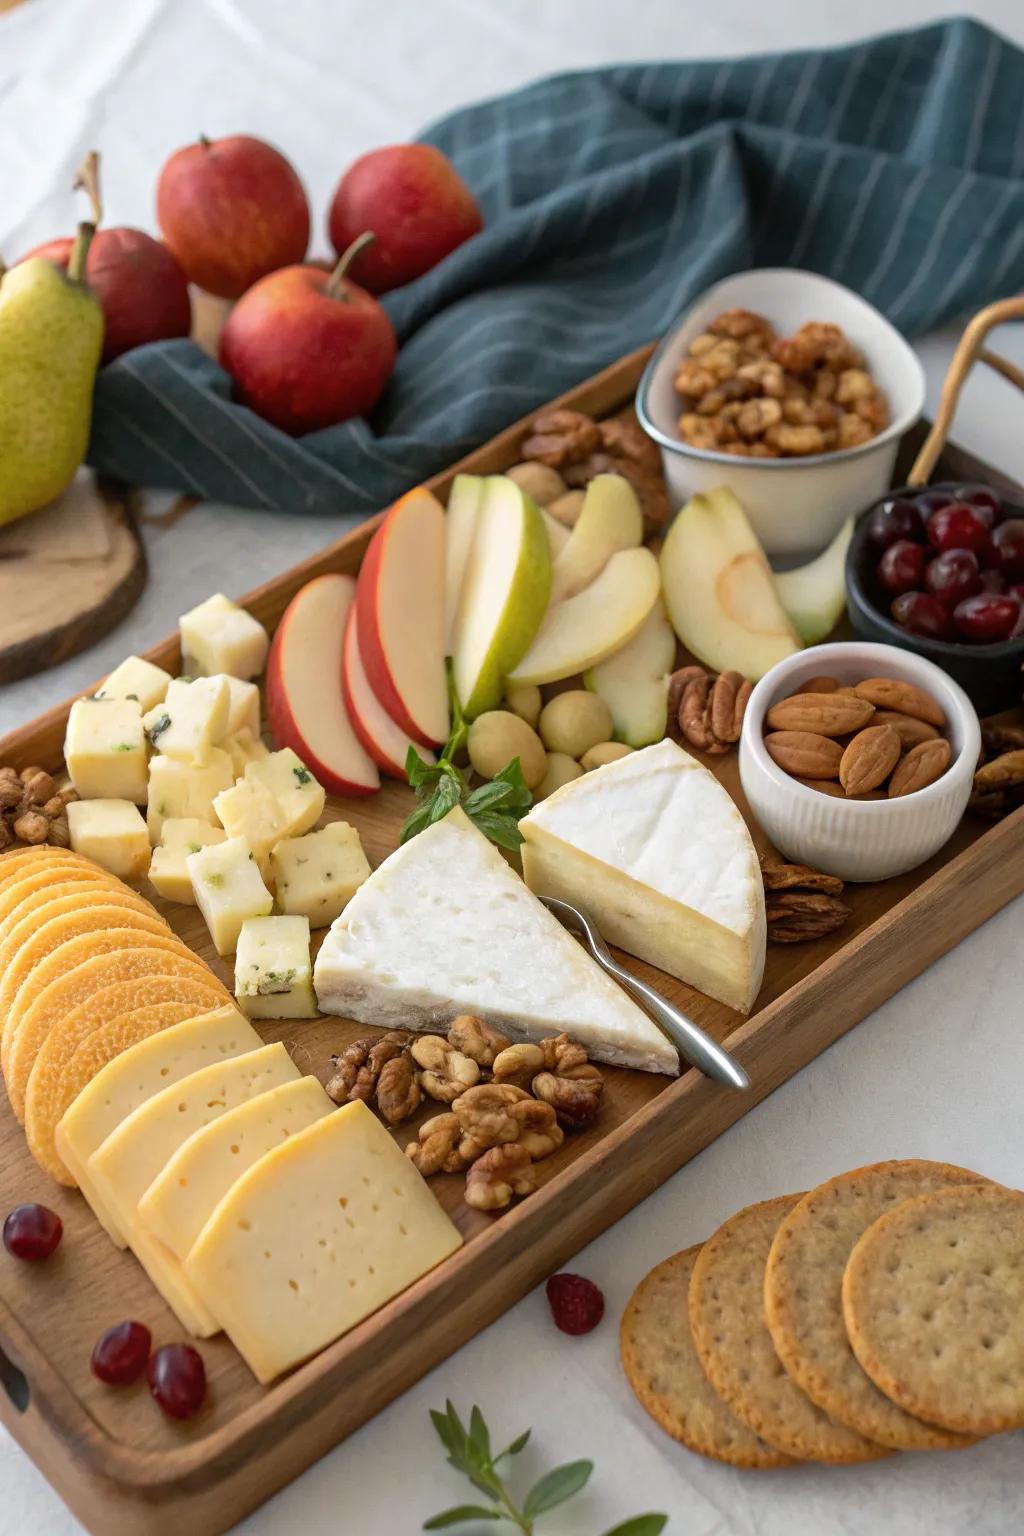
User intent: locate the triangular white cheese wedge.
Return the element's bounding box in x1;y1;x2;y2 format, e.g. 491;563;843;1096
313;805;678;1075
520;739;765;1013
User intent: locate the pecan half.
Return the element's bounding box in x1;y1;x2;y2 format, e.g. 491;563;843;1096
533;1064;603;1129
521;409;601;469
766;890;851;943
973;749;1024;793
465;1144;538;1211
668;665;751;754
981;723;1024;757
760;859;844;897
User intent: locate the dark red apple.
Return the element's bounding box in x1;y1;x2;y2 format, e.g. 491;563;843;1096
19;228;191;362
218;234;397;434
328;143;482;293
157;134;310;299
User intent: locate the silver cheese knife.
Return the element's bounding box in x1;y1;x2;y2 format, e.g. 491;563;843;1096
539;895;750;1091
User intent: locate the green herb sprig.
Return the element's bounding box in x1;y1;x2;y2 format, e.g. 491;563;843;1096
425;1401;667;1536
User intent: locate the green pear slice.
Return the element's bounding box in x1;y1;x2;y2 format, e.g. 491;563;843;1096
451;477;551;718
444;474;484;653
549;473;643;604
774;517;853;644
660;487;801;680
508;547;660;686
539;504;571;558
584;599;676;746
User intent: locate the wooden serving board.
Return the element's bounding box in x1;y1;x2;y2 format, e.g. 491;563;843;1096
1;346;1023;1536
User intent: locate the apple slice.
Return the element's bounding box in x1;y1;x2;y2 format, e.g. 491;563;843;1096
660;487;802;681
266;574;379;797
356;487;448;747
342;606;435;780
444;474;484;653
451;477;552;717
549;473;642;604
507;547;660;686
774;517;853;644
584;600;677;746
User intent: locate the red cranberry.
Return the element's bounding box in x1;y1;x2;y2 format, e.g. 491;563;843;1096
991;521;1024;579
147;1344;206;1419
3;1204;62;1261
92;1321;151;1385
545;1272;605;1335
891;591;954;639
865;499;925;550
956;485;1002;527
953;593;1022;643
927;503;992;555
979;568;1007;593
877;538;926;594
924;548;981;604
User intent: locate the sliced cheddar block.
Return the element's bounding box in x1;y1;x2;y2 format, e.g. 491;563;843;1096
66;799;151;879
55;1004;260;1243
87;1043;300;1335
95;654;173;712
24;975;236;1185
184;1101;462;1382
138;1076;334;1260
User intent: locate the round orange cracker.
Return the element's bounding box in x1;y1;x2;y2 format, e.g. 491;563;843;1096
0;865;126;937
0;885;161;973
0;847;97;886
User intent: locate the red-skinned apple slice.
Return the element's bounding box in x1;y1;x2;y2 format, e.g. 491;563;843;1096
266;573;380;797
355;487;448;747
342;606;435;780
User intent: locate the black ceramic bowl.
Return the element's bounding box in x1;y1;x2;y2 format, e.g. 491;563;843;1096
846;481;1024;716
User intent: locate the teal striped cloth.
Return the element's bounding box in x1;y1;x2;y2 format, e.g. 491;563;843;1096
88;18;1024;516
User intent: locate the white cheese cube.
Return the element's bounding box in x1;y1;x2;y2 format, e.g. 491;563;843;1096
143;676;230;766
234;916;316;1019
272;823;370;927
213;777;283;878
180;593;269;680
224;728;269;777
64;697;148;803
246;748;324;840
67;799;151;879
96;655;173;712
147;749;234;844
188;836;274;956
219;676;260;739
149;819;227;904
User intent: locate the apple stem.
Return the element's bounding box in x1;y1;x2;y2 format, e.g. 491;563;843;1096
325;232;376;299
67;221;96;284
199;133;212;150
73;150;102;229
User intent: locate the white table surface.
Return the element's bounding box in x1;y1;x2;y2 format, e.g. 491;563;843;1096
2;2;1024;1532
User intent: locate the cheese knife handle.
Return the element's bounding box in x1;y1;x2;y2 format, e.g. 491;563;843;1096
597;956;750;1091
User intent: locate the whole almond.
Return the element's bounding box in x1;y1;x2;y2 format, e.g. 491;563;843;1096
871;709;941;749
888;737;953;797
765;694;875;736
795;776;846;797
800;676;841;694
839;724;902;796
854;677;945;728
765;730;843;778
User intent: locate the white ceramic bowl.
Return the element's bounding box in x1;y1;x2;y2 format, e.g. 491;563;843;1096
738;641;980;882
636;269;926;560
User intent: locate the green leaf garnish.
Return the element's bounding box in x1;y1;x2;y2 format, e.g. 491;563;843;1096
423;1507;502;1528
522;1461;593;1519
400;713;532;851
600;1518;669;1536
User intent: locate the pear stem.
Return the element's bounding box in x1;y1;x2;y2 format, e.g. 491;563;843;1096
73;150;103;228
67;221;96;283
325;232;375;299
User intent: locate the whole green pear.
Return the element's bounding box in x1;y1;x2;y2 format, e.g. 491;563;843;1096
0;223;104;526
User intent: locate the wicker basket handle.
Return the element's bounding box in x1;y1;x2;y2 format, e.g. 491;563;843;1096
907;296;1024;487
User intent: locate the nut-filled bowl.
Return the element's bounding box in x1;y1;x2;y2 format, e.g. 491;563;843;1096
739;641;980;882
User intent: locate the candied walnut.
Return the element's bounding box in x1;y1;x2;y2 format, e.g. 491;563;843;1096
781;395;838;428
406;1113;473;1175
12;810;49;844
376;1054;422;1125
695;377;754;415
411;1034;480;1103
736;397;782;439
765;422;827;456
748;441;781;458
509;1098;564;1159
772;321;861;374
736;359;785;398
708;307;776;345
598;416;662;476
688;332;718;356
678;414;733;451
447;1014;509;1068
19;767;55;806
836;411;874;449
674;359;717;400
834;368;875;405
701;338;742;381
465;1144;538;1211
492;1041;546;1089
854;391;888;431
533;1063;604;1129
452;1083;531;1155
521;409;601;469
326;1031;411;1105
813;369;838;399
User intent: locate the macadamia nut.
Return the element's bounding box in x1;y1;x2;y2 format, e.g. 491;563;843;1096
467;712;547;790
538;691;614;758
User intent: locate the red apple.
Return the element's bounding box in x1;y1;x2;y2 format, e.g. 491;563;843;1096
19;228;191;362
328;143;482;294
217;234;397;433
157;134;310;299
342;605;435;780
355;487;448;747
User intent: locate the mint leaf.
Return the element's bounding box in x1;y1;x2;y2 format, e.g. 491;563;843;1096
468;810;525;850
429;772;463;824
601;1518;669;1536
406;746;442;790
423;1507;501;1529
468;1405;491;1461
522;1459;593;1518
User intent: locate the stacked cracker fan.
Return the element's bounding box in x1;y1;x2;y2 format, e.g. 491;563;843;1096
621;1161;1024;1464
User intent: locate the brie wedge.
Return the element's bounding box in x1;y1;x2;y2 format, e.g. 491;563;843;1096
520;739;765;1013
314;806;677;1075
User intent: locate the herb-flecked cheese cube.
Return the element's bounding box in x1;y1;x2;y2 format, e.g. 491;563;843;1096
64;697;148;803
67;799;151;879
149;818;227;904
143;676;230;766
271;823;371;927
224;728;269;778
96;655;173;712
246;749;324;840
213;778;282;878
221;676;261;739
234;915;316;1019
147;749;234;844
188;836;274;955
180;593;269;680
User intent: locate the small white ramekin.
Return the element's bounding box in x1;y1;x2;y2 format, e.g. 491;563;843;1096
636;268;925;560
739;641;980;882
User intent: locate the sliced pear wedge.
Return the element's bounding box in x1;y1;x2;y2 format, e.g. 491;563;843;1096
584;600;676;746
774;517;853;644
444;474;484;653
508;547;660;686
548;473;643;604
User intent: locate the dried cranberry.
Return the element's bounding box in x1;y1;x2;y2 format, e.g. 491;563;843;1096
147;1343;206;1419
92;1321;151;1386
953;593;1022;643
891;591;954;640
545;1272;605;1335
924;548;981;605
3;1204;62;1261
864;499;924;550
927;503;992;556
991;521;1024;579
877;539;926;595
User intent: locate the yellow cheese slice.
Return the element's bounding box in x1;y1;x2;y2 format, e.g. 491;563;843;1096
139;1076;334;1260
86;1043;300;1335
184;1100;463;1383
55;1003;260;1242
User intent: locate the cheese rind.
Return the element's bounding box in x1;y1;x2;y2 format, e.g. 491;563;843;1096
520;739;766;1013
66;800;151;879
64;697;148;803
184;1100;462;1382
271;822;370;927
143;676;230;765
180;593;269;680
147;749;234;844
96;655;173;713
314;806;677;1074
188;836;274;955
234;915;316;1019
